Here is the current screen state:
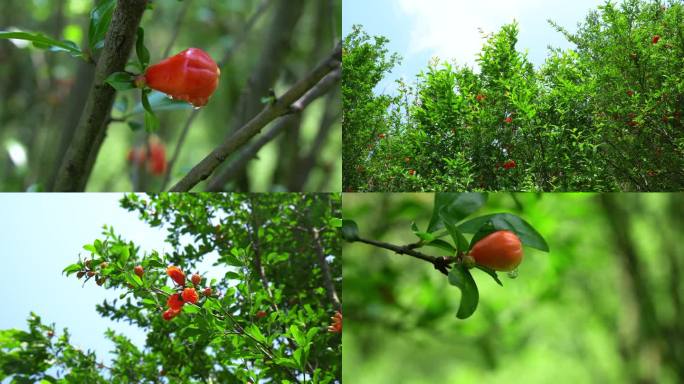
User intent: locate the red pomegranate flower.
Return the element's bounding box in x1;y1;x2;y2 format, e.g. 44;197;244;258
182;288;199;304
166;266;186;286
141;48;220;107
626;90;634;97
328;311;342;333
256;310;268;319
504;116;513;124
503;160;516;170
652;35;661;44
162;308;180;321
167;293;184;310
408;169;416;176
476;93;486;102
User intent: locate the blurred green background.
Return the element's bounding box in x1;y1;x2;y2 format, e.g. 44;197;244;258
343;193;684;383
0;0;341;191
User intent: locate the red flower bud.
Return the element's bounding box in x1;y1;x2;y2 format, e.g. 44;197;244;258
143;48;220;107
182;288;199;304
476;93;485;102
652;35;661;44
504;116;513;124
134;265;144;278
408;169;416;176
166;266;185;286
626;90;634;97
256;310;267;319
503;160;516;170
469;230;523;271
167;293;184;310
191;274;201;286
328;311;342;333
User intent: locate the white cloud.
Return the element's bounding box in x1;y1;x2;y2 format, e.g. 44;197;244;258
396;0;547;68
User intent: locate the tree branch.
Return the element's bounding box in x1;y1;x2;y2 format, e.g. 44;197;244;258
169;43;341;191
205;68;340;191
52;0;148;191
356;236;452;275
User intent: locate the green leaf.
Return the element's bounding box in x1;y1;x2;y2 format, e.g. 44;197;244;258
440;211;469;253
130;91;193;115
141;91;159;132
289;324;306;346
135;27;150;68
83;244;97;253
458;213;550;252
0;31;84;60
122;272;142;288
475;265;503;287
245;324;267;344
105;72;135;91
341;219;359;242
448;264;479;319
427;193;487;233
329;218;342;228
62;263;82;276
88;0;116;52
423;239;456;253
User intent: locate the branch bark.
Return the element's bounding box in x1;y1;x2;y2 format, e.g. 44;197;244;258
311;226;341;311
169;43;342;192
52;0;147;191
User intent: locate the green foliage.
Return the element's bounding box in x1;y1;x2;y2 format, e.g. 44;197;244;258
343;0;684;191
1;193;342;383
343;193;684;383
343;192;549;320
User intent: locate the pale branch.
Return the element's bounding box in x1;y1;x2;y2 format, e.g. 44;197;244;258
53;0;148;191
205;68;340;191
169;42;341;191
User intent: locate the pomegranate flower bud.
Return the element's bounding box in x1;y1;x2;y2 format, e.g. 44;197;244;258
142;48;220;107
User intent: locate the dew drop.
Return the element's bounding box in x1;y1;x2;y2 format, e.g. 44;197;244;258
193;106;202;110
167;95;174;100
507;269;519;279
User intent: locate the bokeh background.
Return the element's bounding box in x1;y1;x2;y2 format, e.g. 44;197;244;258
0;0;341;191
343;193;684;383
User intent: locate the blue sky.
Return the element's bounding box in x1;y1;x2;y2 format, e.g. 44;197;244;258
343;0;606;94
0;193;224;370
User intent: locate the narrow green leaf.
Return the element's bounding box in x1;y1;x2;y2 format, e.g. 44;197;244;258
475;265;503;287
135;27;150;68
62;263;82;276
0;31;84;60
440;211;469;253
105;72;135;91
88;0;116;52
448;265;479;319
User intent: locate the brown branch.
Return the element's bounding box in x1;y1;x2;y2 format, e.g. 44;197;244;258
311;226;341;311
169;43;341;191
356;236;452;275
205;68;340;191
52;0;148;191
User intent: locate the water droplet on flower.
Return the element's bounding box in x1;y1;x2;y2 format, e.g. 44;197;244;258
193;106;202;110
507;269;519;279
167;95;174;100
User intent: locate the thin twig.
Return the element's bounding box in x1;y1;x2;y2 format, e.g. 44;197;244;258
205;68;340;191
356;236;453;275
